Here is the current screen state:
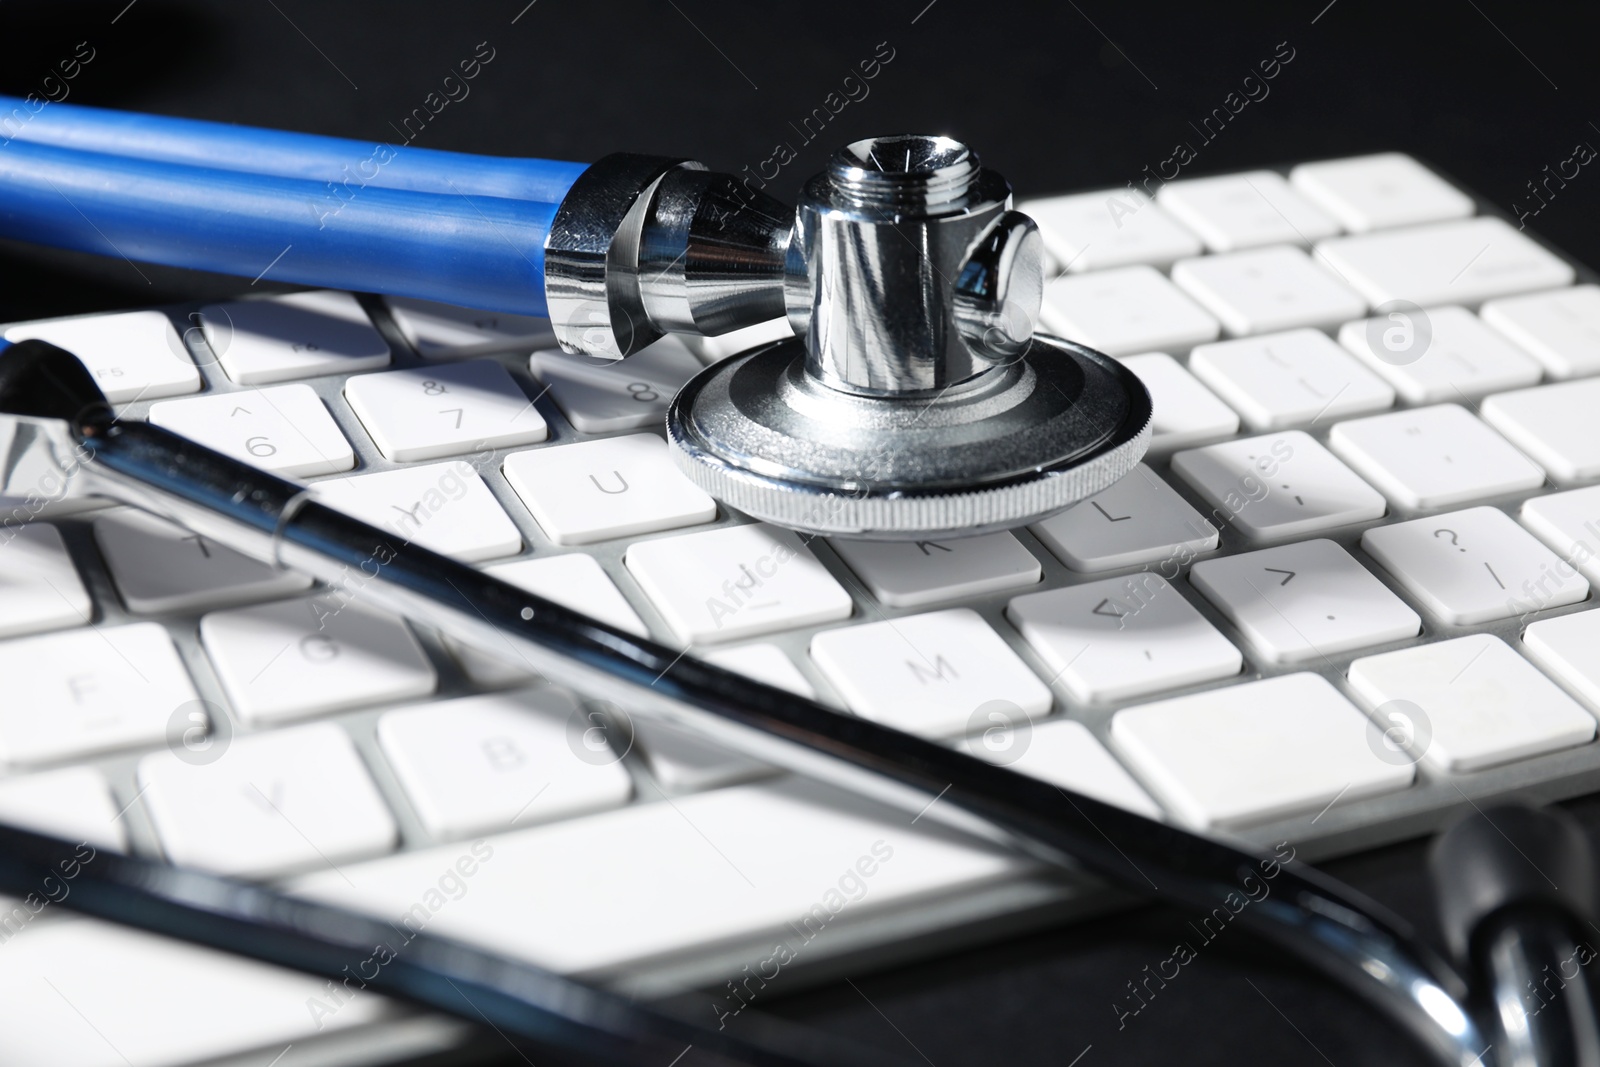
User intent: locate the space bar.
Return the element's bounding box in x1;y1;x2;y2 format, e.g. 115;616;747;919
289;778;1030;981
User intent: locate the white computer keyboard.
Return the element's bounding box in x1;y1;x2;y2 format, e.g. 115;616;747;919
3;151;1600;1067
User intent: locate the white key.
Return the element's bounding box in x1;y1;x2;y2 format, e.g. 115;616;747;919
1019;188;1202;272
957;718;1163;820
1349;635;1594;772
312;460;522;561
291;777;1027;976
1110;673;1413;830
148;383;355;477
0;920;395;1067
1157;171;1340;251
1362;506;1589;624
528;335;702;433
632;721;779;794
1118;353;1239;452
1315;218;1575;308
0;622;197;764
201;290;390;385
1172;246;1367;335
345;359;547;462
1483;378;1600;484
1328;404;1545;510
449;554;651;689
1521;486;1600;584
139;722;397;877
1171;431;1386;540
625;524;852;644
0;767;126;852
1006;574;1241;702
1524;610;1600;711
1289;154;1475;232
810;608;1051;738
829;532;1040;609
486;555;647;636
93;508;311;614
201;597;436;724
385;296;555;359
0;523;90;639
1039;265;1220;357
378;690;632;839
603;642;806;792
1031;463;1219;572
1338;304;1544;404
683;317;795;363
503;434;716;546
4;310;199;402
700;643;816;696
1189;328;1394;429
1481;285;1600;379
1190;539;1420;664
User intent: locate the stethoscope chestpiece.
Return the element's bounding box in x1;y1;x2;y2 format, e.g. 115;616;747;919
665;135;1150;540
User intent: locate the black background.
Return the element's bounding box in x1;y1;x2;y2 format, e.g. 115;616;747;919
4;2;1600;1064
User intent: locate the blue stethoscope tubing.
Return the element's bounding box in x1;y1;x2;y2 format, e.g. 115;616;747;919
0;95;586;315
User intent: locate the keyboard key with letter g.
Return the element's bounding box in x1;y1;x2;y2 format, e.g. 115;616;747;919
201;597;437;724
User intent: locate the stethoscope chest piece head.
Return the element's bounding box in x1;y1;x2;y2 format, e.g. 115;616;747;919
664;135;1151;540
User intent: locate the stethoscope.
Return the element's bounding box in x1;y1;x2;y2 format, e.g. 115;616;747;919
0;97;1596;1067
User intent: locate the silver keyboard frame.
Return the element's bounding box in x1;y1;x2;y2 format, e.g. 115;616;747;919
13;159;1600;1059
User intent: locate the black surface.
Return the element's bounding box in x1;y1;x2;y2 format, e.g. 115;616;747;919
4;2;1600;1064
